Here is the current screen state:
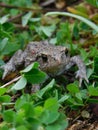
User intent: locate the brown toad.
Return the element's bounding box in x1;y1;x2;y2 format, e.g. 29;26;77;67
1;41;88;86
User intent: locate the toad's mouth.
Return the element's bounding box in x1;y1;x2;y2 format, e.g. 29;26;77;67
40;63;66;76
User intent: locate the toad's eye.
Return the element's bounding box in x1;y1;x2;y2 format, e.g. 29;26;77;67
65;49;68;56
42;54;48;62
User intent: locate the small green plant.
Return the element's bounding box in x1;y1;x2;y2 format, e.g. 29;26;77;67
86;0;98;7
1;95;68;130
45;12;98;32
11;62;47;90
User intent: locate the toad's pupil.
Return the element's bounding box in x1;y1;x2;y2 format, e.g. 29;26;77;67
42;54;48;62
65;49;68;55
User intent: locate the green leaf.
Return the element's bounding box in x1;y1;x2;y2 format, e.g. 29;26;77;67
86;0;98;7
15;94;31;110
0;88;7;96
40;110;60;125
36;79;55;98
75;93;83;103
30;17;41;22
0;125;9;130
29;119;43;130
19;103;34;118
16;126;28;130
10;9;19;16
0;95;11;103
46;113;68;130
41;25;56;37
87;68;93;79
21;62;39;73
8;0;32;6
2;110;16;123
34;106;43;117
45;12;98;32
56;22;71;44
66;97;84;108
24;69;47;84
94;56;98;74
0;15;9;24
21;62;47;84
88;86;98;96
46;124;61;130
2;42;20;55
0;24;11;39
89;46;98;58
15;111;25;125
79;22;90;31
44;98;59;112
80;49;88;61
0;59;5;66
11;76;27;90
58;94;69;103
88;98;98;103
73;21;79;40
0;38;8;52
67;83;79;93
41;110;60;125
22;11;33;27
80;89;88;99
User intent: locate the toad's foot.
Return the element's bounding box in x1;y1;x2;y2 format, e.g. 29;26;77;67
1;64;16;79
76;70;89;87
1;50;24;79
66;55;89;87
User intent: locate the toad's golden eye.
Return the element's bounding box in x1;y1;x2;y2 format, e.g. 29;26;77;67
42;54;48;63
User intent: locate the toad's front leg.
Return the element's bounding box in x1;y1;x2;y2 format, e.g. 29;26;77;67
66;55;88;86
1;50;24;79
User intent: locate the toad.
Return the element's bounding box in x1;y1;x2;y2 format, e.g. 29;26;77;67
1;41;88;86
